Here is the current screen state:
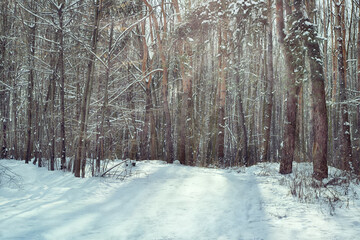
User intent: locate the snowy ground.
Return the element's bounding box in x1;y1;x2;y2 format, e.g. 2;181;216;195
0;159;359;240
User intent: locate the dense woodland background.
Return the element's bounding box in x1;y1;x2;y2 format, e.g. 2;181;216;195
0;0;359;178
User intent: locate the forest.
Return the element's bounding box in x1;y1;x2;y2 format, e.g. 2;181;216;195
0;0;359;179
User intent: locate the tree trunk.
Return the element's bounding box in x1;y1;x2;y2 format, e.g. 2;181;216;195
140;73;157;161
330;0;339;166
140;16;149;161
128;64;137;160
32;96;42;167
141;85;151;159
149;95;157;160
277;0;300;174
144;0;173;163
261;0;274;162
0;0;9;159
11;73;18;160
295;0;328;180
216;26;227;166
356;13;360;175
96;19;113;175
235;66;248;166
322;0;328;88
335;1;352;171
173;0;194;166
215;1;229;166
25;2;36;164
36;99;42;168
11;1;19;160
50;70;56;171
57;1;66;170
74;0;101;177
160;1;173;164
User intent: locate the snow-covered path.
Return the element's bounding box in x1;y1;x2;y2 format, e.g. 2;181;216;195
1;160;359;240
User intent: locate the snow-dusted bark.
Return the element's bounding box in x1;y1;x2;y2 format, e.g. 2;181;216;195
294;0;328;180
74;0;102;177
216;0;229;166
25;1;37;165
57;0;67;171
356;14;360;175
0;0;9;159
335;0;352;171
261;0;274;162
278;0;328;180
173;0;194;166
96;19;114;175
143;0;174;164
278;0;303;174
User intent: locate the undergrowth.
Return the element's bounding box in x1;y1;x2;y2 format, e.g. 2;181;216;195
0;163;23;189
281;164;359;215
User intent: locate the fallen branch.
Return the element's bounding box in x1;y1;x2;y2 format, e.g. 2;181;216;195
100;160;127;177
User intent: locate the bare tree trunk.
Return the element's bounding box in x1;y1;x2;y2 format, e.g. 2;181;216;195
173;0;194;166
36;99;42;168
96;19;113;174
144;0;173;163
335;0;352;171
294;85;305;163
235;60;248;166
186;69;194;165
139;17;157;161
160;1;173;164
58;2;66;169
149;97;157;160
261;0;274;162
10;2;19;160
25;2;36;164
294;0;328;180
331;0;338;102
277;0;300;174
215;1;230;166
216;26;227;166
74;0;102;177
174;0;186;165
141;85;151;159
0;0;9;159
50;70;56;171
356;13;360;175
57;0;66;170
330;0;339;166
32;96;40;166
140;74;157;161
11;73;18;160
178;60;189;165
322;0;328;88
140;16;149;161
127;64;137;160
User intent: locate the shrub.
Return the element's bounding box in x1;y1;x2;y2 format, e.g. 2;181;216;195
0;163;23;189
281;163;359;215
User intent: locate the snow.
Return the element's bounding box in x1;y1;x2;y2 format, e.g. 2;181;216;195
1;160;360;240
